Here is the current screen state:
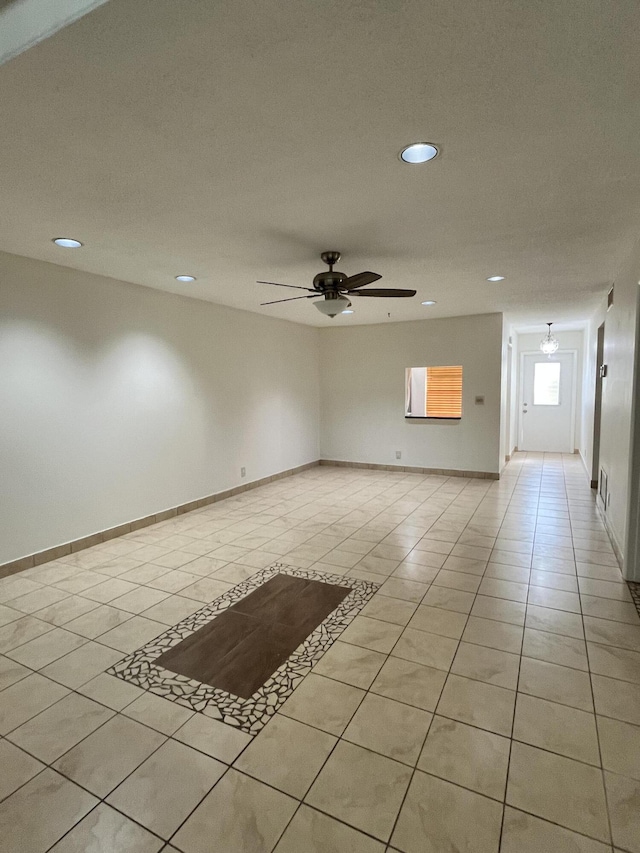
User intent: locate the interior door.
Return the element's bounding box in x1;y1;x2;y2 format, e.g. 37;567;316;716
520;352;575;452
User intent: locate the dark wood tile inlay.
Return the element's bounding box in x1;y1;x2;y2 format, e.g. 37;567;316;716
156;573;351;698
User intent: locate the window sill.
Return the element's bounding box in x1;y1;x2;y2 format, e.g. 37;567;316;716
405;416;462;421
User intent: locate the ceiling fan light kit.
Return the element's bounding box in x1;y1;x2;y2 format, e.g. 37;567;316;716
258;251;417;317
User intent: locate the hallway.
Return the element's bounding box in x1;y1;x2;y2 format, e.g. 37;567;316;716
0;454;639;851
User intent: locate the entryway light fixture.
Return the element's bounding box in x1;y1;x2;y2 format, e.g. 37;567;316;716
540;323;559;356
175;275;196;282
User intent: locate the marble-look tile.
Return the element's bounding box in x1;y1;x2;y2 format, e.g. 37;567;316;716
173;712;252;763
506;741;609;842
273;805;385;853
605;771;640;853
0;654;30;691
501;807;612;853
451;642;520;689
378;577;429;602
98;616;166;653
460;615;522;653
313;641;385;689
436;673;515;736
433;569;481;593
525;604;584;639
527;586;581;613
391;770;503;853
592;675;640;725
123;692;194;735
0;739;45;802
280;673;365;734
6;586;71;615
0;616;54;654
81;578;139;603
64;605;133;639
392;627;458;671
0;769;97;853
361;596;417;625
513;693;600;765
522;628;588;671
178;577;235;602
306;741;411;841
407;604;467;639
173;769;297;853
371;657;447;712
478;577;529;603
78;672;145;710
598;716;640;780
343;692;432;765
421;585;475;614
588;642;640;684
54;715;166;797
110;587;170;614
141;595;203;625
581;596;640;625
339;615;403;653
470;595;526;626
235;714;336;797
8;693;113;763
0;673;69;734
417;715;509;800
5;627;86;670
529;569;578;593
584;616;640;652
579;578;631;601
518;657;594;711
40;642;123;689
49;803;164;853
107;740;225;839
34;596;98;627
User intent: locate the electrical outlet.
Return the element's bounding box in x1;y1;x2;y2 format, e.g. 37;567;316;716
395;451;402;460
241;467;246;478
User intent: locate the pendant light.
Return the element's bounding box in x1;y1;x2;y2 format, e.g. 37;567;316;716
540;323;559;356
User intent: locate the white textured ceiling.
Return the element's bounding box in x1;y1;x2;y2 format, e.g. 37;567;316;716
1;0;639;326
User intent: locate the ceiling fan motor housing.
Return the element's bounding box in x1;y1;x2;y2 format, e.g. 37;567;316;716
313;270;347;291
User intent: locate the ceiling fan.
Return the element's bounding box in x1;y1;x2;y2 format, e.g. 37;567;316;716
258;251;417;317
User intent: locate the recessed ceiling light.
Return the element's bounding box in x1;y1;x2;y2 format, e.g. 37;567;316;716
342;309;354;314
399;142;439;164
487;275;505;282
175;275;196;282
422;300;437;306
53;237;82;248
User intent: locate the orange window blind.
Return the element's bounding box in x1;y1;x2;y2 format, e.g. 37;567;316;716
426;366;463;418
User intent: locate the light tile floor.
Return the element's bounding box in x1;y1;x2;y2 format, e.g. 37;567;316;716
1;453;640;851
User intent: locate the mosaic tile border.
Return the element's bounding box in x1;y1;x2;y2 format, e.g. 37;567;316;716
107;563;379;735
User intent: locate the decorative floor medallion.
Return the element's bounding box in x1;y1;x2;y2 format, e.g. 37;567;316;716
107;564;379;734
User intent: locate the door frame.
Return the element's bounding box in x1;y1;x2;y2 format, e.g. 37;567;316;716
518;349;578;453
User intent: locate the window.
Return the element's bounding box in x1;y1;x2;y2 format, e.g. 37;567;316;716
533;361;561;405
405;366;463;419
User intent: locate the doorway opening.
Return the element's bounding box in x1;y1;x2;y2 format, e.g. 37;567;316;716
591;322;605;489
518;350;577;453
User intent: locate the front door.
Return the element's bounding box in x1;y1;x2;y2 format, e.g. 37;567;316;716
520;352;575;452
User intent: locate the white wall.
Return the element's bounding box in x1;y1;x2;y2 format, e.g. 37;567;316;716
514;330;586;456
597;239;640;569
319;313;503;474
0;252;320;564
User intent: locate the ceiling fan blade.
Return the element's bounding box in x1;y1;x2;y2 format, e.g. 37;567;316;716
260;295;316;306
350;288;417;297
257;281;315;292
340;271;382;290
